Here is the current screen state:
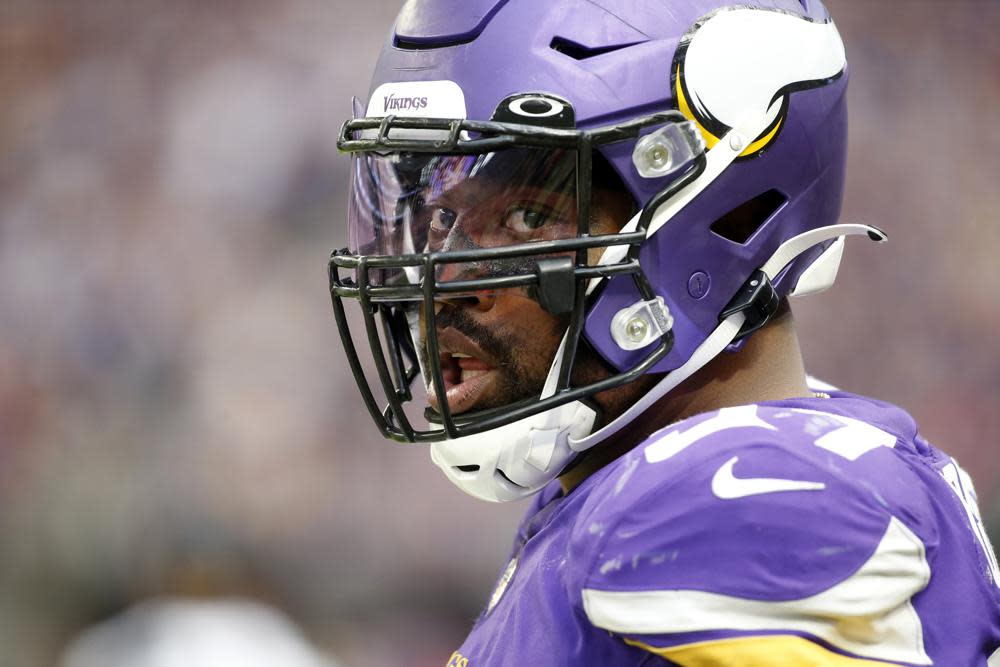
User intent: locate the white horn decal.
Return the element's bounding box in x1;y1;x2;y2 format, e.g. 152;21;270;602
674;8;847;157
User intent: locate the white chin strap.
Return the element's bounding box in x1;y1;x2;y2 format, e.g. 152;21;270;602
430;119;764;502
571;222;885;452
430;222;884;502
429;114;885;503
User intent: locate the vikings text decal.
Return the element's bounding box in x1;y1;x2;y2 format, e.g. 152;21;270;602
366;80;467;120
672;7;847;158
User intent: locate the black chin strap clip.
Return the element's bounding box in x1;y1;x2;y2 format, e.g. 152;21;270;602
719;269;780;341
533;256;577;315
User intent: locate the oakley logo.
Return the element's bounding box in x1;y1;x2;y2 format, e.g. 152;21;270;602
508;96;564;118
383;94;429;113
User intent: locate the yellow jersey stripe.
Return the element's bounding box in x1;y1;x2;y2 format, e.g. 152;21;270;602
625;634;905;666
582;517;931;665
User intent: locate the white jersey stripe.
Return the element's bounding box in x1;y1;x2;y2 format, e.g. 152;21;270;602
582;517;932;665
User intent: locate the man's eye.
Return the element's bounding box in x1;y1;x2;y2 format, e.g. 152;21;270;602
430;207;458;231
505;206;550;233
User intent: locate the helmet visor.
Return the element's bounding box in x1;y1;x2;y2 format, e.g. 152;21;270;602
348;147;579;291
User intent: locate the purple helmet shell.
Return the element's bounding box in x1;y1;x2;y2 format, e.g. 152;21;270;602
366;0;848;374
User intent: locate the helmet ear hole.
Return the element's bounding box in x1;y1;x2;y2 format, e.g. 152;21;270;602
592;151;639;221
709;189;787;244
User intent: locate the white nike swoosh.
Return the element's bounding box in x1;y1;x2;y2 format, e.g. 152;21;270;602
711;456;826;499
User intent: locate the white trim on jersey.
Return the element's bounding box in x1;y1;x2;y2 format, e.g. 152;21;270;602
582;516;932;665
788;408;899;461
805;375;841;393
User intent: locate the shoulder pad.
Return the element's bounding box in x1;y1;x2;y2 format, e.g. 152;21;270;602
568;404;933;601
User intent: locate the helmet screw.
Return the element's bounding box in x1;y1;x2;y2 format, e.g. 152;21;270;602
632;122;704;179
625;317;649;342
729;134;744;152
648;145;669;167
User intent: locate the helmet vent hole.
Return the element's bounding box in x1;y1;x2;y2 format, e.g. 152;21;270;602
494;468;526;490
549;36;644;61
455;464;480;473
710;189;787;244
394;35;475;50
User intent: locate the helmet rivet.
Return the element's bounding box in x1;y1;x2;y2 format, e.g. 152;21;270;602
631;122;703;179
649;145;669;167
729;134;744;152
625;317;649;342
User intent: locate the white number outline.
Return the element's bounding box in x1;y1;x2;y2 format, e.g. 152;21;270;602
644;407;1000;589
939;460;1000;588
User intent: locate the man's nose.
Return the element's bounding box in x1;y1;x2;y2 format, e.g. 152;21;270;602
434;253;486;282
433;288;496;313
430;223;496;310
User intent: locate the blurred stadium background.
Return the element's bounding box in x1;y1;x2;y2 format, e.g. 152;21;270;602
1;1;997;665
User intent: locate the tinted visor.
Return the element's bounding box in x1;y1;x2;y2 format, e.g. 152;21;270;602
348;147;579;290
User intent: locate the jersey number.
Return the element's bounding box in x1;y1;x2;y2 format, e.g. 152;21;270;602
939;460;1000;588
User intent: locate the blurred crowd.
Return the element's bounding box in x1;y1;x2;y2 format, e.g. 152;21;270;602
0;1;997;666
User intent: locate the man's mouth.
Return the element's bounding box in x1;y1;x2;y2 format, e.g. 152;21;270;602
427;328;500;415
446;352;490;383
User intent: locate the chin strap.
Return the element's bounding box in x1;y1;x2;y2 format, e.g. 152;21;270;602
569;222;886;452
429;110;887;502
763;223;886;277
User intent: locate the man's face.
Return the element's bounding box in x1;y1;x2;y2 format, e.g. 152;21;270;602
416;169;636;417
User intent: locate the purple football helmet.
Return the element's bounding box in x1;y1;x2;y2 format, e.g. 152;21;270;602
330;0;885;501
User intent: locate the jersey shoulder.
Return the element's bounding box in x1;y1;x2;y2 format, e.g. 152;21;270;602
565;403;938;665
569;403;932;596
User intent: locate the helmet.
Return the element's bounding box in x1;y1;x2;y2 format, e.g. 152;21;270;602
329;0;885;501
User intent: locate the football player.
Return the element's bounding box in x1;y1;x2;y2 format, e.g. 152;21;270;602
328;0;1000;664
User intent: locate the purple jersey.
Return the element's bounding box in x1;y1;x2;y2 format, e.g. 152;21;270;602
447;392;1000;666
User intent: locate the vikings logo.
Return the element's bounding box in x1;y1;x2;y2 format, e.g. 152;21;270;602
673;7;847;159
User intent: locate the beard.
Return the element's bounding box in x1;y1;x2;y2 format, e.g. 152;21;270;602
417;302;566;413
415;296;627;419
